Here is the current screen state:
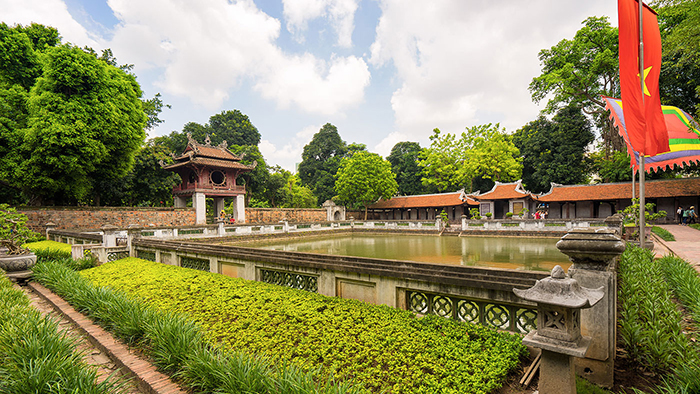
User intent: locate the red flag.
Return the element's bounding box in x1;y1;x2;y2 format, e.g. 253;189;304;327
618;0;669;156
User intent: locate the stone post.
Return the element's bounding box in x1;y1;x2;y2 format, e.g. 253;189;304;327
514;265;605;394
45;222;57;240
233;194;246;224
126;225;141;257
461;214;467;231
173;195;188;208
282;220;289;233
101;224;118;247
193;192;206;225
214;197;225;220
556;228;625;387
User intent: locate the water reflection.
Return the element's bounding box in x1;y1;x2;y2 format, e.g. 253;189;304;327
242;234;570;271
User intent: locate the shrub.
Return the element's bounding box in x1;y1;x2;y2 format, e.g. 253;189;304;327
78;258;527;394
0;204;41;255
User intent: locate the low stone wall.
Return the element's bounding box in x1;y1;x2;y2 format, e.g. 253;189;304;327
19;207;196;233
244;208;326;223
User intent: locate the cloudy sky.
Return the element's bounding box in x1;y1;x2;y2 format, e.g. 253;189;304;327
2;0;618;171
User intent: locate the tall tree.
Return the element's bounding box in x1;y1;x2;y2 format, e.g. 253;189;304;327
298;123;347;205
387;141;424;196
529;16;622;156
513;105;594;193
335;151;398;219
462;124;522;191
417;129;467;193
208;109;261;146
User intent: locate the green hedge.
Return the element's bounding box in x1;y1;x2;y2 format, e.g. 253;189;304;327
651;226;675;242
80;258;526;394
0;274;123;393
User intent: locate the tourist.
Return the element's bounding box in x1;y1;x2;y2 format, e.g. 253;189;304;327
690;206;697;224
683;207;690;225
677;206;684;224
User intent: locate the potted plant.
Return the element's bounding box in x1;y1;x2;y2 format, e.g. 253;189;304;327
520;208;529;219
505;212;514;219
485;212;493;219
0;204;41;279
619;199;666;241
469;208;482;220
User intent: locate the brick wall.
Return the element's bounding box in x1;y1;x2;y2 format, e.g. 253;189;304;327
19;207;196;233
244;208;326;224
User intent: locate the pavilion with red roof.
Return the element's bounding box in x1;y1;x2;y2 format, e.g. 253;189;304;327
162;134;256;224
368;190;478;221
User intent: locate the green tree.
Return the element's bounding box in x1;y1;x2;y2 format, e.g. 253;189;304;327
462;124;522;191
387;141;424;196
513;105;594;193
335;151;398;219
227;144;268;205
208;109;261;146
529;16;622;156
298;123;347;205
418;129;467;193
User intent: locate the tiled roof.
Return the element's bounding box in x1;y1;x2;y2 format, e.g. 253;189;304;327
369;191;478;209
473;180;532;200
176;144;242;161
536;178;700;202
162;157;255;170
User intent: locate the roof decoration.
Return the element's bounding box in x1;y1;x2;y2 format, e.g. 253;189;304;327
472;180;533;200
536;178;700;202
161;133;256;171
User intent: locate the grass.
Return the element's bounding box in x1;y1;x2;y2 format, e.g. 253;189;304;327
24;239;72;254
689;223;700;231
651;226;675;241
618;245;700;393
0;273;125;393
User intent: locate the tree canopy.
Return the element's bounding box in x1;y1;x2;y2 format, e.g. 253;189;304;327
513;105;594;193
387;141;424;196
335;151;398;219
298;123;348;205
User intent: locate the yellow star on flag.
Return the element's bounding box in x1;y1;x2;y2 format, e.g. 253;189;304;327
637;66;653;96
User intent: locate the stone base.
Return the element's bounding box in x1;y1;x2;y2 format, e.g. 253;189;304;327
6;270;33;284
575;356;614;388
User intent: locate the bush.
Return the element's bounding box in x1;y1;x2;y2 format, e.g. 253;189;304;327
77;258;526;394
32;259;362;394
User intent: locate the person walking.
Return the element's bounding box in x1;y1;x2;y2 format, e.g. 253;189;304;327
677;206;684;224
690;206;697;225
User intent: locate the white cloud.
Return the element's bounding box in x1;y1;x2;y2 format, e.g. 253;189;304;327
259;124;322;172
0;0;101;49
103;0;368;113
282;0;359;48
373;131;409;158
370;0;619;139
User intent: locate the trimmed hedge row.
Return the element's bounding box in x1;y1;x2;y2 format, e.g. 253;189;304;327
0;273;123;393
80;258;527;394
33;259;359;394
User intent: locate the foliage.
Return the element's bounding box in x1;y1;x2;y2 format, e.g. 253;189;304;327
529;16;622;155
0;204;40;254
619;199;667;228
485;212;492;218
24;240;72;255
335;151;398;219
651;226;676;242
386;141;424;196
228;144;269;205
418;125;522;193
298;123;348;205
618;246;700;392
0;274;124;393
505;212;514;218
592;151;633;183
690;223;700;231
78;258;527;394
33;259;358;394
439;209;450;227
513;105;594;193
469;207;481;220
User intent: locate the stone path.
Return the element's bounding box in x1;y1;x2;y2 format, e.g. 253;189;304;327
22;282;186;394
655;224;700;271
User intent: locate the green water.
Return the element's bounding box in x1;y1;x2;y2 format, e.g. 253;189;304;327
248;234;570;271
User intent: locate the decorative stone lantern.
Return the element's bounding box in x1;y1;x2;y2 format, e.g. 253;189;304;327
514;265;604;394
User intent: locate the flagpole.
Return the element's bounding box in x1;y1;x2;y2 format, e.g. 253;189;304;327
638;0;646;246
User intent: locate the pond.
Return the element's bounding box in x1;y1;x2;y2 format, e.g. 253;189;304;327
246;234;571;271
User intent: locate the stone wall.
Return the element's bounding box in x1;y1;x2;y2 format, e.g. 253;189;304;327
19;207;196;233
244;208;326;223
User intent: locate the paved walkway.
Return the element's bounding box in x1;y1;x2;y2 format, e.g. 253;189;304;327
654;224;700;271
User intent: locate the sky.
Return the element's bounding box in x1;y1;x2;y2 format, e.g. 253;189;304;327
2;0;618;171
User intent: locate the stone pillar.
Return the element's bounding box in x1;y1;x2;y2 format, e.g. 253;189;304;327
556;228;625;388
102;224;118;247
233;194;246;224
514;265;605;394
193;192;206;225
213;197;225;219
45;222;57;240
174;195;188;208
126;225;140;257
461;215;467;231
